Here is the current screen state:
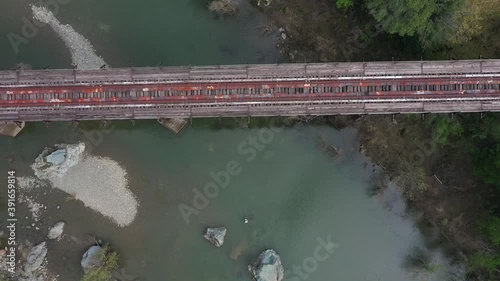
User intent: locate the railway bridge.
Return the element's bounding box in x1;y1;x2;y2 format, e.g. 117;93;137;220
1;59;499;123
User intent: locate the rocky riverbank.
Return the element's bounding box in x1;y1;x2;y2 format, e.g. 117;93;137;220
250;0;415;62
331;115;493;269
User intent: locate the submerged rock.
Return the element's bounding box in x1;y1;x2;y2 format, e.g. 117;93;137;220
24;242;47;273
204;227;227;247
81;245;104;273
47;221;65;240
230;240;248;260
248;249;284;281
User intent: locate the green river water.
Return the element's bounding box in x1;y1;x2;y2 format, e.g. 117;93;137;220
0;1;465;280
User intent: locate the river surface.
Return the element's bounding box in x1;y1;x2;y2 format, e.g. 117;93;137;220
0;0;279;69
1;121;465;281
0;1;465;281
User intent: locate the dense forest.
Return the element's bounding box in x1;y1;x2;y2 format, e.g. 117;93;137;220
426;113;500;279
357;1;500;278
334;0;500;57
349;1;500;278
243;0;500;62
341;0;499;49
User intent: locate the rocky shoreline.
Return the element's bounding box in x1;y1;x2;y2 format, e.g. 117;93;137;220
332;115;492;268
0;142;141;280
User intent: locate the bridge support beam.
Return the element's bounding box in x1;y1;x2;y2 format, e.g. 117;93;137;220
0;121;25;137
158;118;188;134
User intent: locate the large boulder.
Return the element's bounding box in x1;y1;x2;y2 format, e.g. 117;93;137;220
24;242;48;273
203;227;227;247
248;249;284;281
32;143;85;180
81;245;104;273
47;221;65;240
45;149;67;165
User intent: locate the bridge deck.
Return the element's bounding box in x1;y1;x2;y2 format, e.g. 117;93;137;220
1;60;499;121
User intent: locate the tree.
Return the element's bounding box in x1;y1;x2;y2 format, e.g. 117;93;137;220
481;216;500;247
448;0;500;44
425;115;464;145
474;144;500;187
365;0;461;46
468;253;500;275
466;115;500;188
337;0;354;9
365;0;437;36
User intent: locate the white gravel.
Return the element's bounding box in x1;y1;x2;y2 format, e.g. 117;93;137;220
17;177;46;222
17;176;40;191
31;5;106;70
32;143;138;227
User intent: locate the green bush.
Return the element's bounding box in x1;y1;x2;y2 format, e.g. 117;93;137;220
431;116;463;145
468;253;500;274
336;0;354;9
421;114;464;145
480;216;500;247
81;246;119;281
473;144;500;188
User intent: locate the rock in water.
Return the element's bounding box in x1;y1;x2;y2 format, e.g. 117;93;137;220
45;149;66;165
203;227;227;247
47;221;65;240
25;242;48;273
81;245;104;273
248;249;284;281
32;143;85;181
